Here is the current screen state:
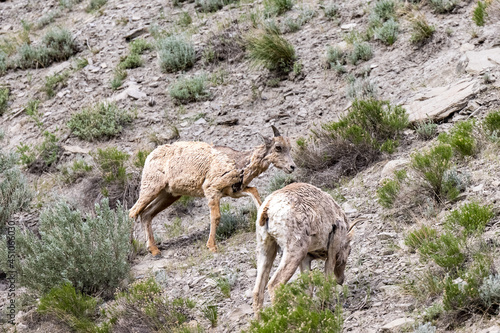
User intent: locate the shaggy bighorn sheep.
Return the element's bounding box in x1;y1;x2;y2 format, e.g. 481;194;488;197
129;126;296;257
252;182;360;316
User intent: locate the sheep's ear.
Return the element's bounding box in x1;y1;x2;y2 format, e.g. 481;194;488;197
258;133;273;147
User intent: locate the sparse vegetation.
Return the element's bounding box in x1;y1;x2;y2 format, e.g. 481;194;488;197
0;199;132;296
377;169;407;208
17;27;78;69
169;74;210;104
247;30;297;74
157;36;196;73
346;77;378;100
348;42;373;65
405;225;438;251
374;18;399;45
0;148;33;232
202;305;218;328
247;270;344;333
438;119;478;157
410;17;435;44
445;202;494;236
483;110;500;138
129;38;153;54
322;3;338;20
68;102;135;141
430;0;456;13
118;53;143;69
60;159;93;184
87;0;108;12
0;87;8;115
473;1;488;26
43;70;70;98
92;147;129;184
267;172;296;193
263;0;294;16
216;203;252;240
416;119;438;140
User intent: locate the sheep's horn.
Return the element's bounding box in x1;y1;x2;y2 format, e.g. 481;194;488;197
271;125;281;137
348;218;366;232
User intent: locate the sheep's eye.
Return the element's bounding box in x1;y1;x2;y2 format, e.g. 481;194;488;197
275;146;282;152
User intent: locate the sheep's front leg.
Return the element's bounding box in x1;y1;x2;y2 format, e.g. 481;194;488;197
243;187;263;208
252;236;278;318
206;193;222;252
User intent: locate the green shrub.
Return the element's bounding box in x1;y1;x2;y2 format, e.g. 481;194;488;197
473;1;488;26
38;130;60;167
438;120;477;157
267;172;295;193
0;150;33;232
43;70;70;98
196;0;237;12
326;45;346;67
133;149;151;169
445;202;494;236
202;305;218;328
284;8;316;32
157;36;196;73
430;0;456;13
377;178;400;208
414;323;437;333
16;143;36;167
416;119;438;140
346;77;378;100
374;18;399;45
419;232;466;271
25;99;43;128
0;87;8;115
215;275;233;298
483;109;500;136
247;270;343;333
17;27;78;69
178;12;192;27
68;102;134;141
348;42;373;65
38;283;107;332
75;57;89;70
110;68;127;90
34;9;62;30
87;0;108;12
442;255;491;311
405;225;438;251
92;147;129;184
108;278;198;332
479;274;500;308
118;53;143;69
129;38;152;54
247;31;297;74
0;51;7;75
323;3;338;20
441;168;469;200
295;99;408;181
60;159;93;184
169;75;210;104
411;143;454;201
372;0;396;21
216;203;249;240
0;199;132;296
410;17;435;44
263;0;294;16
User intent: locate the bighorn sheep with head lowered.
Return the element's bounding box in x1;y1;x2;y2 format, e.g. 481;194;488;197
129;126;296;257
252;182;360;316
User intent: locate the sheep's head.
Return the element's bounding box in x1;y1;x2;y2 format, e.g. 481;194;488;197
333;221;358;285
261;126;296;174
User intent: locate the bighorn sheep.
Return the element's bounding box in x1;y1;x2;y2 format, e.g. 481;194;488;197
129;126;296;257
252;182;360;316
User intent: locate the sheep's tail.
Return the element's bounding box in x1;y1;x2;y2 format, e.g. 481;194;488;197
257;202;270;227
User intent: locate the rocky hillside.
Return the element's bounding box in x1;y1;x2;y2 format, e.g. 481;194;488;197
1;0;500;331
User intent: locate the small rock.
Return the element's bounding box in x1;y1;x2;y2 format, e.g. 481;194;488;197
16;323;28;332
381;317;415;332
459;43;475;52
62;145;90;154
217;118;239;126
228;304;253;322
245;289;253;298
148;97;156;107
132;16;141;21
127;86;147;100
377;232;396;240
341;23;357;30
480;325;500;333
380;159;409;181
194;118;207;125
3;25;13;31
246;269;257;278
124;27;148;41
341;202;357;214
472;184;484;192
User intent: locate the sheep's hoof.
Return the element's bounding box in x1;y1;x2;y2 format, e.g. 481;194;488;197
206;243;218;253
148;246;162;259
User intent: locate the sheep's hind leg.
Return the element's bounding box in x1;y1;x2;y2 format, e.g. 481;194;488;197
140;191;180;258
252;237;278;317
267;246;309;303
